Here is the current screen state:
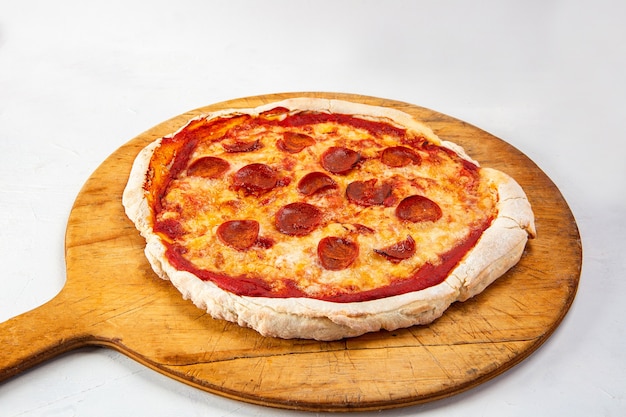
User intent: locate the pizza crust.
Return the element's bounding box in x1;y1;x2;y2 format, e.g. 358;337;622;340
123;98;535;341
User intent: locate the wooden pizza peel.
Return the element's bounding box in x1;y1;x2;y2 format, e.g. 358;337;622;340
0;92;581;412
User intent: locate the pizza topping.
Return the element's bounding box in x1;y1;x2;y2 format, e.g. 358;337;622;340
187;156;231;179
320;146;360;174
381;146;421;167
317;236;359;270
222;138;262;153
277;132;316;153
351;223;376;234
256;236;275;249
395;195;442;223
137;103;503;304
346;179;393;207
233;163;277;194
154;218;186;239
275;202;322;236
217;220;260;250
374;235;416;262
297;172;337;196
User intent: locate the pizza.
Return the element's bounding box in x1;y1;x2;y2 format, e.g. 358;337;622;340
122;97;536;341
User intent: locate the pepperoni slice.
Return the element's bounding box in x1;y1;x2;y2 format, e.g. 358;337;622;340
222;139;262;153
297;172;337;196
395;195;442;222
275;202;322;236
187;156;230;179
374;235;416;262
381;146;421;167
320;147;360;174
233;163;277;195
346;179;392;207
217;220;259;251
277;132;315;153
317;236;359;270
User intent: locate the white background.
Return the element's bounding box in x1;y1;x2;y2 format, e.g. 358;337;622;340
1;1;625;415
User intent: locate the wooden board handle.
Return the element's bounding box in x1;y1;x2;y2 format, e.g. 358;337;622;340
0;291;88;382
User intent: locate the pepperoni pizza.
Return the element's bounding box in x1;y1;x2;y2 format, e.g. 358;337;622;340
123;98;536;340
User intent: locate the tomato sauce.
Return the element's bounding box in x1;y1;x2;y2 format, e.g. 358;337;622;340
163;217;492;303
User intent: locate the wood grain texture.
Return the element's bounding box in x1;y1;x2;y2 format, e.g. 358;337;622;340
0;92;581;411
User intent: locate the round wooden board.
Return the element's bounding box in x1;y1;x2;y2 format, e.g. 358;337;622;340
0;92;581;412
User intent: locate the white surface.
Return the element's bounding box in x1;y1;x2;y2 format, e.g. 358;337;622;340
1;0;625;415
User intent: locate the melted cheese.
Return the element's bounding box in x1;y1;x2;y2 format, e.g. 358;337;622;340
153;113;497;299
